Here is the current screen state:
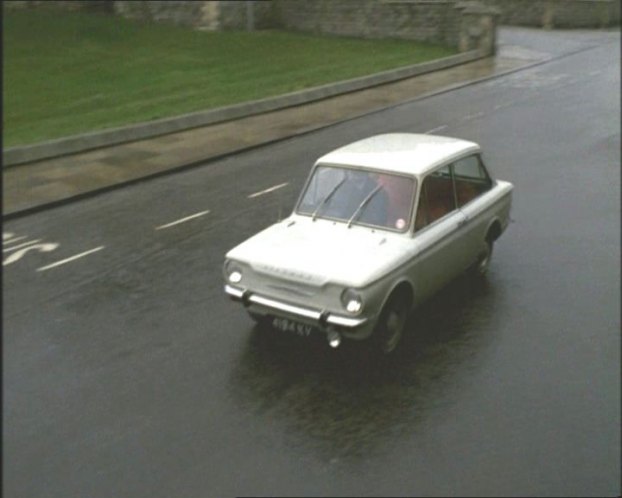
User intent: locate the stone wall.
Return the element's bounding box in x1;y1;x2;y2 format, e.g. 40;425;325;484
8;0;619;30
218;1;278;30
480;0;620;28
110;1;497;53
273;0;499;54
274;0;457;46
113;1;212;29
7;0;499;53
113;1;276;31
3;0;114;12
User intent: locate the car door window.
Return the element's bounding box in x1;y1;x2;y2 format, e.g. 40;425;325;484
452;155;492;207
415;165;456;231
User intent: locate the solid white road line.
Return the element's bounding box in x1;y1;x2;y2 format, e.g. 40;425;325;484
37;246;105;272
248;182;289;199
155;210;210;230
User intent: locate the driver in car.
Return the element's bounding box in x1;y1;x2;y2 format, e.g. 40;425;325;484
327;170;388;226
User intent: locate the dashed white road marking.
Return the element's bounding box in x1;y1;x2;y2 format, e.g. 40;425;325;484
36;246;105;272
3;239;42;252
494;103;512;110
425;125;448;134
248;182;289;199
463;111;485;120
155;210;210;230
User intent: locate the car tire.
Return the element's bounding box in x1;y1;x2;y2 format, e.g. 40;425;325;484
472;239;493;277
374;292;410;354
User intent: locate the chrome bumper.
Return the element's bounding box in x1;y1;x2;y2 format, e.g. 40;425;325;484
224;284;367;328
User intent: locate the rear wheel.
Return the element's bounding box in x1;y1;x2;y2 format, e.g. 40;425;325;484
473;239;493;277
373;292;410;354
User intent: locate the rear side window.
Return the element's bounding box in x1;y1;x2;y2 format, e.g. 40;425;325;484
452;155;492;207
415;165;456;231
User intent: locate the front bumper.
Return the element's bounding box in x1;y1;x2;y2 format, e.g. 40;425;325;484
224;284;368;329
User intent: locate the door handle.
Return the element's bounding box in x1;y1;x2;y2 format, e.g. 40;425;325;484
457;218;469;228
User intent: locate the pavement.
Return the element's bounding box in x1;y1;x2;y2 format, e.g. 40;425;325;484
2;32;551;219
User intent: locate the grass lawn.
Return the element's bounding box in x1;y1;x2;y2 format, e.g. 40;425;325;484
3;7;456;147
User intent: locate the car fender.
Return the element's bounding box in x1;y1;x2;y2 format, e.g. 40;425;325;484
484;216;504;242
378;276;416;317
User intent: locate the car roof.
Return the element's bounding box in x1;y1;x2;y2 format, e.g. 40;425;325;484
315;133;480;177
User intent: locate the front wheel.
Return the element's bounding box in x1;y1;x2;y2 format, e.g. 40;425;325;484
373;292;410;354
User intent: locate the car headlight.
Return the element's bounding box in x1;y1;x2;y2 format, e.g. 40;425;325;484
341;288;363;314
224;260;243;284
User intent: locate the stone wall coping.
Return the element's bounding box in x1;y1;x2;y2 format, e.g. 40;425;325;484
455;1;501;15
381;1;454;4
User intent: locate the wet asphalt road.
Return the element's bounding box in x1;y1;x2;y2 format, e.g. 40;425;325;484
3;29;620;497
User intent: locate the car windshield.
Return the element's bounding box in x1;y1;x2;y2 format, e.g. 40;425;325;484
297;165;416;232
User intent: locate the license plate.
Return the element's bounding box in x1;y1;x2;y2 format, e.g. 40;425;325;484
272;317;314;337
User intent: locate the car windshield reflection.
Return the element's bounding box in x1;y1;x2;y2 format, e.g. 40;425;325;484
297;165;416;232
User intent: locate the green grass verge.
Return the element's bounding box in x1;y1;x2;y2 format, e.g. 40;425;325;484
3;7;456;147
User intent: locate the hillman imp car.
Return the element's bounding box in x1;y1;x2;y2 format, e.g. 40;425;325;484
224;133;513;353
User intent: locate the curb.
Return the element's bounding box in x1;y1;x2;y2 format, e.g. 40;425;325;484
2;49;486;167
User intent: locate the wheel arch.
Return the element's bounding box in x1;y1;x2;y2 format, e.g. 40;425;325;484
485;217;503;242
379;278;414;315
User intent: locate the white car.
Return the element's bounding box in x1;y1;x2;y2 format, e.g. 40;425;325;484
224;133;513;353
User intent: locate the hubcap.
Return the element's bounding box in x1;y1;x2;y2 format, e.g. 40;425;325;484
382;308;405;353
477;244;491;274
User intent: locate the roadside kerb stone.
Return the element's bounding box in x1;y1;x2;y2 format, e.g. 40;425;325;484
3;49;484;167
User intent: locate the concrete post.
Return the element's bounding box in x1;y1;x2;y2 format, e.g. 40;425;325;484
455;1;500;55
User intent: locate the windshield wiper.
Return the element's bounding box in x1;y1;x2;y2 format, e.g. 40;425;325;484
347;185;382;228
312;178;346;221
